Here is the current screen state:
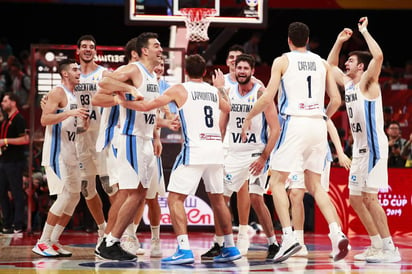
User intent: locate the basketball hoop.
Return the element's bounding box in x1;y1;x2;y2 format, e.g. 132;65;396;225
180;8;216;42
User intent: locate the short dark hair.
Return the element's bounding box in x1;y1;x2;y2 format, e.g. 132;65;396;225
348;51;372;70
124;37;138;63
77;34;96;48
58;58;77;75
235;54;255;69
185;54;206;78
3;92;19;103
288;22;310;48
135;32;159;57
227;44;245;55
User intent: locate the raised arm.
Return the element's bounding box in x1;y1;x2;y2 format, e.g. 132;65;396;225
324;61;342;119
327;28;353;87
357;17;384;93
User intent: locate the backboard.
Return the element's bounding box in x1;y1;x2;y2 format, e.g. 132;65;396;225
125;0;267;28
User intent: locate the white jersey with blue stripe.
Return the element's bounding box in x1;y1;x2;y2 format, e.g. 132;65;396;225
173;81;224;167
344;81;388;160
227;82;267;153
96;104;119;152
278;51;327;119
224;73;237;91
119;62;159;138
75;65;106;131
42;84;79;170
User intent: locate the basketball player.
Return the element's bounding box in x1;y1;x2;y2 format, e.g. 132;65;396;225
209;53;281;259
74;35;112;249
32;59;89;257
288;118;351;257
203;45;266;260
241;21;348;263
327;16;401;263
117;54;242;264
94;32;163;261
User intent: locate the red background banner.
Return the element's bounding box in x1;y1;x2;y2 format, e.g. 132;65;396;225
315;167;412;236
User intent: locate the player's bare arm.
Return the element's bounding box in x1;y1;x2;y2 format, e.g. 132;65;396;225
41;87;89;126
357;16;384;99
241;56;284;142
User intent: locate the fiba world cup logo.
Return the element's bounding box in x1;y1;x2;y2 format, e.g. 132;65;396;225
244;0;258;17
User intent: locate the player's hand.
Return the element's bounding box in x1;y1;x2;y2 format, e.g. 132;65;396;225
131;87;144;101
249;156;265;176
358;16;368;33
337;28;353;42
152;137;162;157
168;115;181;131
212;68;225;89
337;153;351;170
40;94;48;110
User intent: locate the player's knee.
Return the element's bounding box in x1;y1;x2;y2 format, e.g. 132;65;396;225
100;175;118;196
81;179;97;200
50;190;80;216
63;192;81;216
349;190;362;208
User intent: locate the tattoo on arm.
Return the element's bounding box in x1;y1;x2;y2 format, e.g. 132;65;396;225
218;87;228;101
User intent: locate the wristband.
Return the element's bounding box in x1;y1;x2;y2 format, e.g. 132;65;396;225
360;27;368;34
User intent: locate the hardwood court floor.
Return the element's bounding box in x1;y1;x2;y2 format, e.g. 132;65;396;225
1;230;411;273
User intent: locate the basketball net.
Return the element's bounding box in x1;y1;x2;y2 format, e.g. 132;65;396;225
180;8;216;42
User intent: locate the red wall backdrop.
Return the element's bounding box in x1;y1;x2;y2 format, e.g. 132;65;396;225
315;167;412;236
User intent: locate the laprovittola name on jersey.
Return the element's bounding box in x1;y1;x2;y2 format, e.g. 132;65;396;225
298;61;316;71
191;91;217;102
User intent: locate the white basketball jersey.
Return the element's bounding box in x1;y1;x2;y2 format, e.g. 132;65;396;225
227;82;267;153
119;62;159;138
75;65;106;131
278;51;326;118
344;81;388;159
96;104;119;152
42;84;78;167
224;73;237;91
174;81;224;165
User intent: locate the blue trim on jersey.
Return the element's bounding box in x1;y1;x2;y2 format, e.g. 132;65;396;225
111;143;117;158
365;101;380;172
326;145;333;162
261;113;268;145
50;111;62;178
157;157;163;184
279;80;288;116
81;65;105;78
123;94;136;135
137;62;156;79
275;115;290;151
126;135;138;172
104;105;119;149
179;109;190;165
172;152;183;171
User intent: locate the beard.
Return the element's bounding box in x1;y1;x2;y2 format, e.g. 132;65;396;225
236;74;251;85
